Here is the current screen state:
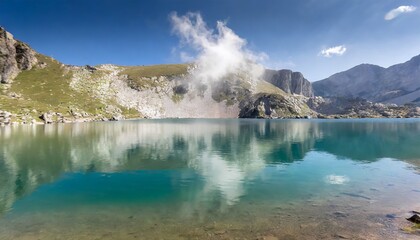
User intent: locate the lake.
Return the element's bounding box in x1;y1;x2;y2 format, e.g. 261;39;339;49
0;119;419;239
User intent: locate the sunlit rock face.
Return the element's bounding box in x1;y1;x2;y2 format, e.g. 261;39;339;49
263;69;314;97
0;27;37;84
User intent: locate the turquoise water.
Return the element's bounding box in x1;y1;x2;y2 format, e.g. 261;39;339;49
0;119;419;239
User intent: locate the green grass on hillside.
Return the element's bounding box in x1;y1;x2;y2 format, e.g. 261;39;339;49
120;64;188;90
0;54;106;119
120;64;188;78
255;80;287;95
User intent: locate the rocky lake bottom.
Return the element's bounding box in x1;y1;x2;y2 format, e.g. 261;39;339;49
0;119;419;239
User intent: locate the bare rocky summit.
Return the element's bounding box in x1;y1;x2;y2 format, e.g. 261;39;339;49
313;55;420;106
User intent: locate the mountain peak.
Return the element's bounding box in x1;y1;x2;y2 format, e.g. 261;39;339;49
313;53;420;105
408;54;420;64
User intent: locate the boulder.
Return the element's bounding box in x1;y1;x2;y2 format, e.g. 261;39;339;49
40;112;53;124
0;110;12;125
407;214;420;224
111;114;124;121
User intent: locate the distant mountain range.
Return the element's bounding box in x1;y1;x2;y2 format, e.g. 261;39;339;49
313;54;420;106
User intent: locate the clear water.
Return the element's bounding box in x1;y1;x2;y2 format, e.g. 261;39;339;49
0;119;419;239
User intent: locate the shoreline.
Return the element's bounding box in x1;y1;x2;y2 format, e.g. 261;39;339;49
1;109;420;127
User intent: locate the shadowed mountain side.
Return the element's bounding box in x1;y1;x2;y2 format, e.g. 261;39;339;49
313;55;420;105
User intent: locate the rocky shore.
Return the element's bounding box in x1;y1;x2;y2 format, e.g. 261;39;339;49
1;98;419;126
0;109;125;126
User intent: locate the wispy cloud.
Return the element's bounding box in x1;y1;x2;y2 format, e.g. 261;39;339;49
319;45;346;58
385;5;417;20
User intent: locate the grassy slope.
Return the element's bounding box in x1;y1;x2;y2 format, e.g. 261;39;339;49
255;80;287;95
119;64;188;90
1;55;310;120
1;54;106;119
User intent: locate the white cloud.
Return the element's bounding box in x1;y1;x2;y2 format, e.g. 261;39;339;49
385;5;417;20
170;12;266;83
319;45;347;58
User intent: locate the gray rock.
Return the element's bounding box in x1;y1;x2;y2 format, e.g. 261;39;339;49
0;110;12;125
40;112;53;124
239;93;312;118
263;69;313;97
111;114;124;121
0;110;11;118
0;27;37;84
407;214;420;224
307;96;420;118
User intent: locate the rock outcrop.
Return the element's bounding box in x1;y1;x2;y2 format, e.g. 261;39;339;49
263;69;313;97
308;96;420;118
239;93;314;118
0;27;37;84
0;110;12;126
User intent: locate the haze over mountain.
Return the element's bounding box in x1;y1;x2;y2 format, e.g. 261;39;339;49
313;55;420;105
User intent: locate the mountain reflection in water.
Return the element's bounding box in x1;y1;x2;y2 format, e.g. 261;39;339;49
0;119;420;218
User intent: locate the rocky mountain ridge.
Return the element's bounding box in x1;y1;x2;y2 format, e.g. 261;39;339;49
313;55;420;105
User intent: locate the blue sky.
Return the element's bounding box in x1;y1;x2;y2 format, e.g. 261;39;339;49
1;0;419;80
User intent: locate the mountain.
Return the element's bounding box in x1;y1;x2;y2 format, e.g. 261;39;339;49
0;27;314;124
313;55;420;105
0;27;37;84
263;69;313;97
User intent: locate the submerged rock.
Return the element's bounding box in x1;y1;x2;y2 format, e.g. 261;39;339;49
385;214;397;219
407;214;420;224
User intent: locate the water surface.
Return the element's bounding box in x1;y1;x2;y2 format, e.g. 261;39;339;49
0;119;419;239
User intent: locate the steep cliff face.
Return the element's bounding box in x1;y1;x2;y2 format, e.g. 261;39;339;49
263;69;313;97
0;27;37;84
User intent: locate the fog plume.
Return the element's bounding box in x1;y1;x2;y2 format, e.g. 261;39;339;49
170;12;265;84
